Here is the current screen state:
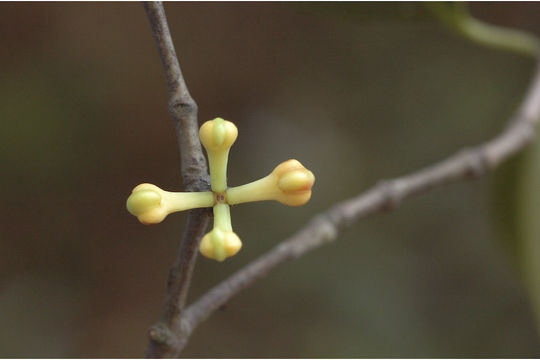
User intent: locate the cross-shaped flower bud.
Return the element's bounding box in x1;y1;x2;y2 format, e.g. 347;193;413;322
126;117;315;261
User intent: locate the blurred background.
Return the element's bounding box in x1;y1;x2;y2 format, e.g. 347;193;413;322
1;2;540;357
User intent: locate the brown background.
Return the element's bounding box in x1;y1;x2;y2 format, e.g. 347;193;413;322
1;2;539;357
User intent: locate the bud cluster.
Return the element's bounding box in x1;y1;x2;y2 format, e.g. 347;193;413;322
126;118;315;261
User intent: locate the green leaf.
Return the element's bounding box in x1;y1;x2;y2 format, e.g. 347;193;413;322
517;139;540;333
494;139;540;335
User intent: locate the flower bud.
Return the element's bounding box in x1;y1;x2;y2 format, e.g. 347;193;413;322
199;118;238;193
126;184;167;224
199;117;238;151
126;183;214;225
200;228;242;262
226;159;315;206
199;203;242;261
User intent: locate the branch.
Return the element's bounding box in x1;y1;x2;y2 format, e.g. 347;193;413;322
177;57;540;353
142;2;210;357
427;2;540;57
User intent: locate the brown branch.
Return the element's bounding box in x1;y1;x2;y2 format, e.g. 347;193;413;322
142;2;210;358
169;56;540;354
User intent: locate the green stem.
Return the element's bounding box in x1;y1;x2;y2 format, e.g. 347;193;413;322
427;2;540;58
165;191;215;213
213;203;232;232
226;176;276;205
207;150;230;193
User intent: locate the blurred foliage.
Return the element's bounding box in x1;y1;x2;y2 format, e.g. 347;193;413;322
295;2;432;23
492;135;540;348
518;141;540;335
1;2;540;357
427;2;539;57
496;139;540;336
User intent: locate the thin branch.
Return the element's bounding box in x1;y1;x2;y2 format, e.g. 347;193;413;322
142;2;207;187
175;57;540;353
142;2;210;358
427;2;540;57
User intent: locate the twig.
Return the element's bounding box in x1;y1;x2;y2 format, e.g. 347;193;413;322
142;2;210;358
427;3;540;57
175;56;540;354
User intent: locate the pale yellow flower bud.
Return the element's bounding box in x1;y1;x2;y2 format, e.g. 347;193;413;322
199;118;238;193
200;228;242;262
126;183;214;225
226;159;315;206
199;203;242;261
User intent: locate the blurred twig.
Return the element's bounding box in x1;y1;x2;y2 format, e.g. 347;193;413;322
427;2;540;57
180;57;540;351
142;2;210;358
141;2;540;357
